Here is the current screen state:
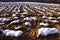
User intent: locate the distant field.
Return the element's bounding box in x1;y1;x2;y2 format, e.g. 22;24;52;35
0;0;60;4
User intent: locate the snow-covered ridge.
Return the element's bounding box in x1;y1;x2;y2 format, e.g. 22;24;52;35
1;29;23;37
0;18;11;22
38;27;60;36
23;17;37;21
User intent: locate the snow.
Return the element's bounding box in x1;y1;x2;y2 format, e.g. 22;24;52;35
2;29;10;34
40;22;48;26
30;17;37;20
40;22;44;25
0;18;10;22
23;17;32;21
10;20;19;24
51;20;58;23
48;17;56;20
12;14;17;17
2;29;23;37
48;17;53;19
42;15;48;19
14;26;22;29
13;17;18;19
23;17;37;21
2;18;10;22
25;22;32;26
38;28;59;36
17;9;20;12
15;31;23;37
0;18;3;22
12;12;18;17
6;30;15;36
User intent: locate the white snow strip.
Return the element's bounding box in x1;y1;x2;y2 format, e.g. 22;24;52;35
23;17;37;21
2;18;10;22
51;20;58;23
40;22;49;26
38;28;60;36
23;17;32;21
48;17;56;20
10;20;19;24
30;17;37;20
13;17;18;19
0;18;10;22
2;29;23;37
0;18;3;22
